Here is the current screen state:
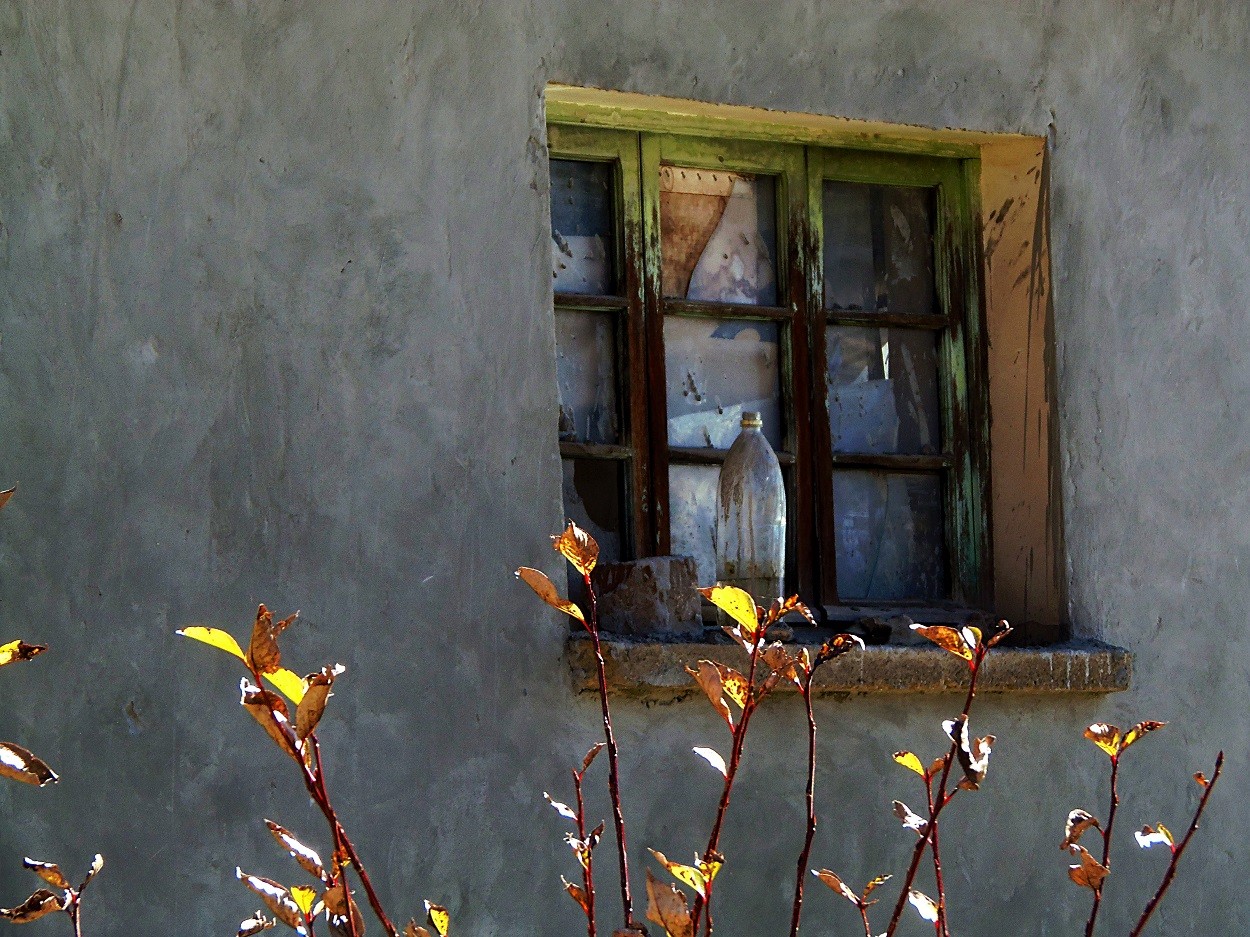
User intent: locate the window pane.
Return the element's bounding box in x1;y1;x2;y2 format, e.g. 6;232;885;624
664;316;783;450
833;470;947;601
561;459;624;564
669;463;718;586
823;181;935;314
551;159;615;295
556;310;619;444
826;325;941;455
661;166;777;306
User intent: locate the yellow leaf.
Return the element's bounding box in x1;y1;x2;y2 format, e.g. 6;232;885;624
648;849;707;899
552;522;599;576
264;669;308;705
910;624;974;660
290;885;316;916
697;852;723;885
698;586;759;636
1084;723;1122;758
516;567;586;625
425;900;450;936
177;626;246;662
893;751;927;778
0;640;46;668
714;665;749;710
1120;720;1166;752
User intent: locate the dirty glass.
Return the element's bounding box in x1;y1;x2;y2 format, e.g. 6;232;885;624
660;166;777;306
832;470;946;601
664;316;782;450
551;159;616;295
561;459;624;565
555;310;619;444
826;325;941;455
668;463;719;586
823;181;935;314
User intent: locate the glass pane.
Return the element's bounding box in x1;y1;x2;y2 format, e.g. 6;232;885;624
660;166;777;305
669;463;719;586
823;181;935;314
561;459;624;565
664;317;783;450
833;470;947;601
826;325;941;455
551;159;615;295
556;310;619;444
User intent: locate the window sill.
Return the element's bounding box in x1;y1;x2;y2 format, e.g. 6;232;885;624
566;632;1131;700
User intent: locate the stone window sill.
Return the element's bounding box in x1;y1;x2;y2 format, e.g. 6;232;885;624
567;632;1131;700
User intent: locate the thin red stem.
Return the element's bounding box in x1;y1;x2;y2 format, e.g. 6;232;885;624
584;572;636;931
574;768;597;937
1083;755;1120;937
858;902;873;937
787;672;820;937
927;775;950;937
1129;752;1224;937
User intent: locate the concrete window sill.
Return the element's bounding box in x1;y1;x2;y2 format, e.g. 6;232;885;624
567;632;1131;700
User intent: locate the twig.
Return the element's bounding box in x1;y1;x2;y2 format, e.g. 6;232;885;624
787;667;820;937
1129;752;1224;937
1083;755;1121;937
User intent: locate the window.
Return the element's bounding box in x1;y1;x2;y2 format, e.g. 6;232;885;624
547;98;993;623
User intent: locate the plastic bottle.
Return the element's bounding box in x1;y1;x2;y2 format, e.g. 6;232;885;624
715;411;786;605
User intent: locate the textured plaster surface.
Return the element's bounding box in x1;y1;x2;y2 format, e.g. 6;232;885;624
0;2;1246;935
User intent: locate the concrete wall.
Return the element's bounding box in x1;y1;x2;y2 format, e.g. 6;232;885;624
0;1;1246;934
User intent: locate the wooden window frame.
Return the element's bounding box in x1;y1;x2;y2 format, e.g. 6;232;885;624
548;106;994;624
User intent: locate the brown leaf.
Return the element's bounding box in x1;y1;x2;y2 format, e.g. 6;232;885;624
0;640;46;669
1084;723;1122;758
324;882;366;937
685;661;733;730
1060;810;1102;851
0;889;64;923
516;567;586;625
552;522;599;577
21;858;68;890
762;643;802;686
645;868;693;937
561;876;591;915
816;633;865;665
265;820;326;882
0;742;58;786
1067;845;1109;891
238;911;277;936
929;755;948;778
713;664;748;710
910;624;974;660
236;869;305;930
1120;720;1166;753
812;869;859;905
581;742;606;774
296;665;344;741
404;921;433;937
247;604;297;675
1194;771;1210;788
0;486;14;511
892;800;928;836
240;680;299;760
983;620;1013;648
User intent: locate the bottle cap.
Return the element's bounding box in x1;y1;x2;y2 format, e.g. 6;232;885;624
740;411;762;428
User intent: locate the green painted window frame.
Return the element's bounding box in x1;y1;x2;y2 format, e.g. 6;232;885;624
547;111;992;620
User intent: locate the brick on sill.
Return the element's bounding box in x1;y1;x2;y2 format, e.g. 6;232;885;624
566;632;1131;699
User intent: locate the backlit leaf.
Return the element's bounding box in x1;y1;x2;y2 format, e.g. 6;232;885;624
692;747;728;778
929;755;947;777
561;876;591;916
713;664;748;710
0;640;46;669
21;859;68;891
291;885;317;916
892;800;928;836
0;486;14;511
648;849;707;898
79;854;104;891
816;633;865;665
645;868;693;937
685;661;733;730
544;792;578;821
1067;845;1109;891
1135;824;1175;850
581;742;606;774
240;679;299;760
404;921;433;937
238;911;277;936
296;665;343;739
264;668;308;706
812;869;858;905
1060;810;1102;851
177;626;246;662
983;620;1013;648
323;882;364;937
552;522;599;577
0;742;58;786
237;868;305;931
1195;772;1210;788
425;900;450;937
698;586;760;637
892;751;927;779
516;567;586;625
762;643;802;686
944;717;994;789
265;820;325;882
1120;720;1166;752
908;890;940;923
697;852;723;885
910;624;974;660
247;605;291;675
1084;723;1122;758
0;889;64;923
862;874;892;900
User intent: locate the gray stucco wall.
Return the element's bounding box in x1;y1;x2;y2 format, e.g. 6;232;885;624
0;2;1246;934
